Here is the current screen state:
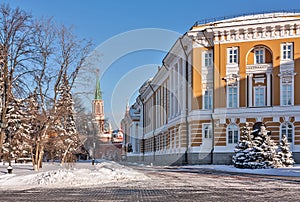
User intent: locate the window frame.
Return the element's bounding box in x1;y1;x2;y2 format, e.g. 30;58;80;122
203;89;213;110
254;47;265;64
281;43;293;61
203;50;213;67
281;83;292;106
254;86;266;107
227;124;239;145
227;85;238;108
227;47;239;64
203;123;212;139
280;122;294;144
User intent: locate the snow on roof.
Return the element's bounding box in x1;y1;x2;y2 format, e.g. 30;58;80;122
192;12;300;30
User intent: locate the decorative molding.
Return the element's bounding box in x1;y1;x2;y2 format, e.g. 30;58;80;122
213;22;300;44
246;63;272;74
253;77;265;84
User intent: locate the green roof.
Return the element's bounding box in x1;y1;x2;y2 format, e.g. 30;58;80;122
94;77;102;100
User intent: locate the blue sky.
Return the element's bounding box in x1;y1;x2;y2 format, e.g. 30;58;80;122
4;0;300;128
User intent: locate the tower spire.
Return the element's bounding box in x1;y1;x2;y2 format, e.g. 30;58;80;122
94;77;102;100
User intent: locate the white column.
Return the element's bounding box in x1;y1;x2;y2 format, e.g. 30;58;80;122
267;73;271;106
182;58;186;116
170;69;173;118
188;55;192;111
178;63;181;114
248;74;253;107
173;67;176;116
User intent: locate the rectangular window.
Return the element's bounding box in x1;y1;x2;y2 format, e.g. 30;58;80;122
234;130;239;143
203;89;212;110
228;130;239;144
228;131;233;143
228;86;238;108
281;84;292;106
204;51;213;67
203;124;212;139
227;47;238;64
282;43;293;60
255;48;265;64
254;86;265;107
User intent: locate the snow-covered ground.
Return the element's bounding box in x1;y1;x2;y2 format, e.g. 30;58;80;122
181;164;300;177
0;160;148;190
1;160;300;190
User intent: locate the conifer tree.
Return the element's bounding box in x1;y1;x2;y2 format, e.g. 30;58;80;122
24;91;43;165
277;135;295;167
233;122;283;169
3;98;31;161
232;123;253;168
55;73;80;163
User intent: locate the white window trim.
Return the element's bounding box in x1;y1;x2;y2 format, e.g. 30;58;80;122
226;124;239;145
280;122;294;146
227;47;239;64
202;50;213;67
281;83;293;106
281;43;294;61
280;75;294;106
202;123;212;139
254;86;266;107
226;82;239;108
254;47;265;64
202;89;213;110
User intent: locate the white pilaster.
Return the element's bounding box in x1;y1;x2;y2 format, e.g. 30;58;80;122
248;74;253;107
170;69;173;118
267;73;271;106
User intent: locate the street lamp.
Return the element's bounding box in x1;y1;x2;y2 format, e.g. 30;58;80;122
0;121;12;174
87;121;96;165
92;121;96;166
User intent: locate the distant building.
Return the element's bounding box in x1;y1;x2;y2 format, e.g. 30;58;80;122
91;78;122;161
92;78;111;142
122;12;300;165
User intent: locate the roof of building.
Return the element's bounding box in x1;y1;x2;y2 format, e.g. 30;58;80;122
192;11;300;30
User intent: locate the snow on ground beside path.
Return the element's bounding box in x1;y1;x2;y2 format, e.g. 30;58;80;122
0;160;148;190
181;164;300;177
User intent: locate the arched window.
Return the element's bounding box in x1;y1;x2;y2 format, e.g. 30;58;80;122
281;122;293;143
227;124;239;144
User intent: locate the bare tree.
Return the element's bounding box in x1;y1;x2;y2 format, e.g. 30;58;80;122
0;4;92;170
32;21;92;170
0;5;34;159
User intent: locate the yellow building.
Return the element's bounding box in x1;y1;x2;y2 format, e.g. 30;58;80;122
122;12;300;165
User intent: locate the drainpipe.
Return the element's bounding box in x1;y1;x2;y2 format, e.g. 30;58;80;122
202;29;216;165
138;96;145;163
149;84;156;164
179;35;190;165
137;95;145;163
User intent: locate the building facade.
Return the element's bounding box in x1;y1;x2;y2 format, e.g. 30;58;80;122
122;12;300;165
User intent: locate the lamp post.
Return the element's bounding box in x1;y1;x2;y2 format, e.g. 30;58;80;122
88;121;96;165
92;121;96;165
0;121;12;174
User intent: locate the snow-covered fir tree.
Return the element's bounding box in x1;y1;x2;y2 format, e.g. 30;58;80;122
54;73;80;163
277;135;295;167
233;122;282;169
3;98;31;160
232;123;253;168
24;91;42;162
